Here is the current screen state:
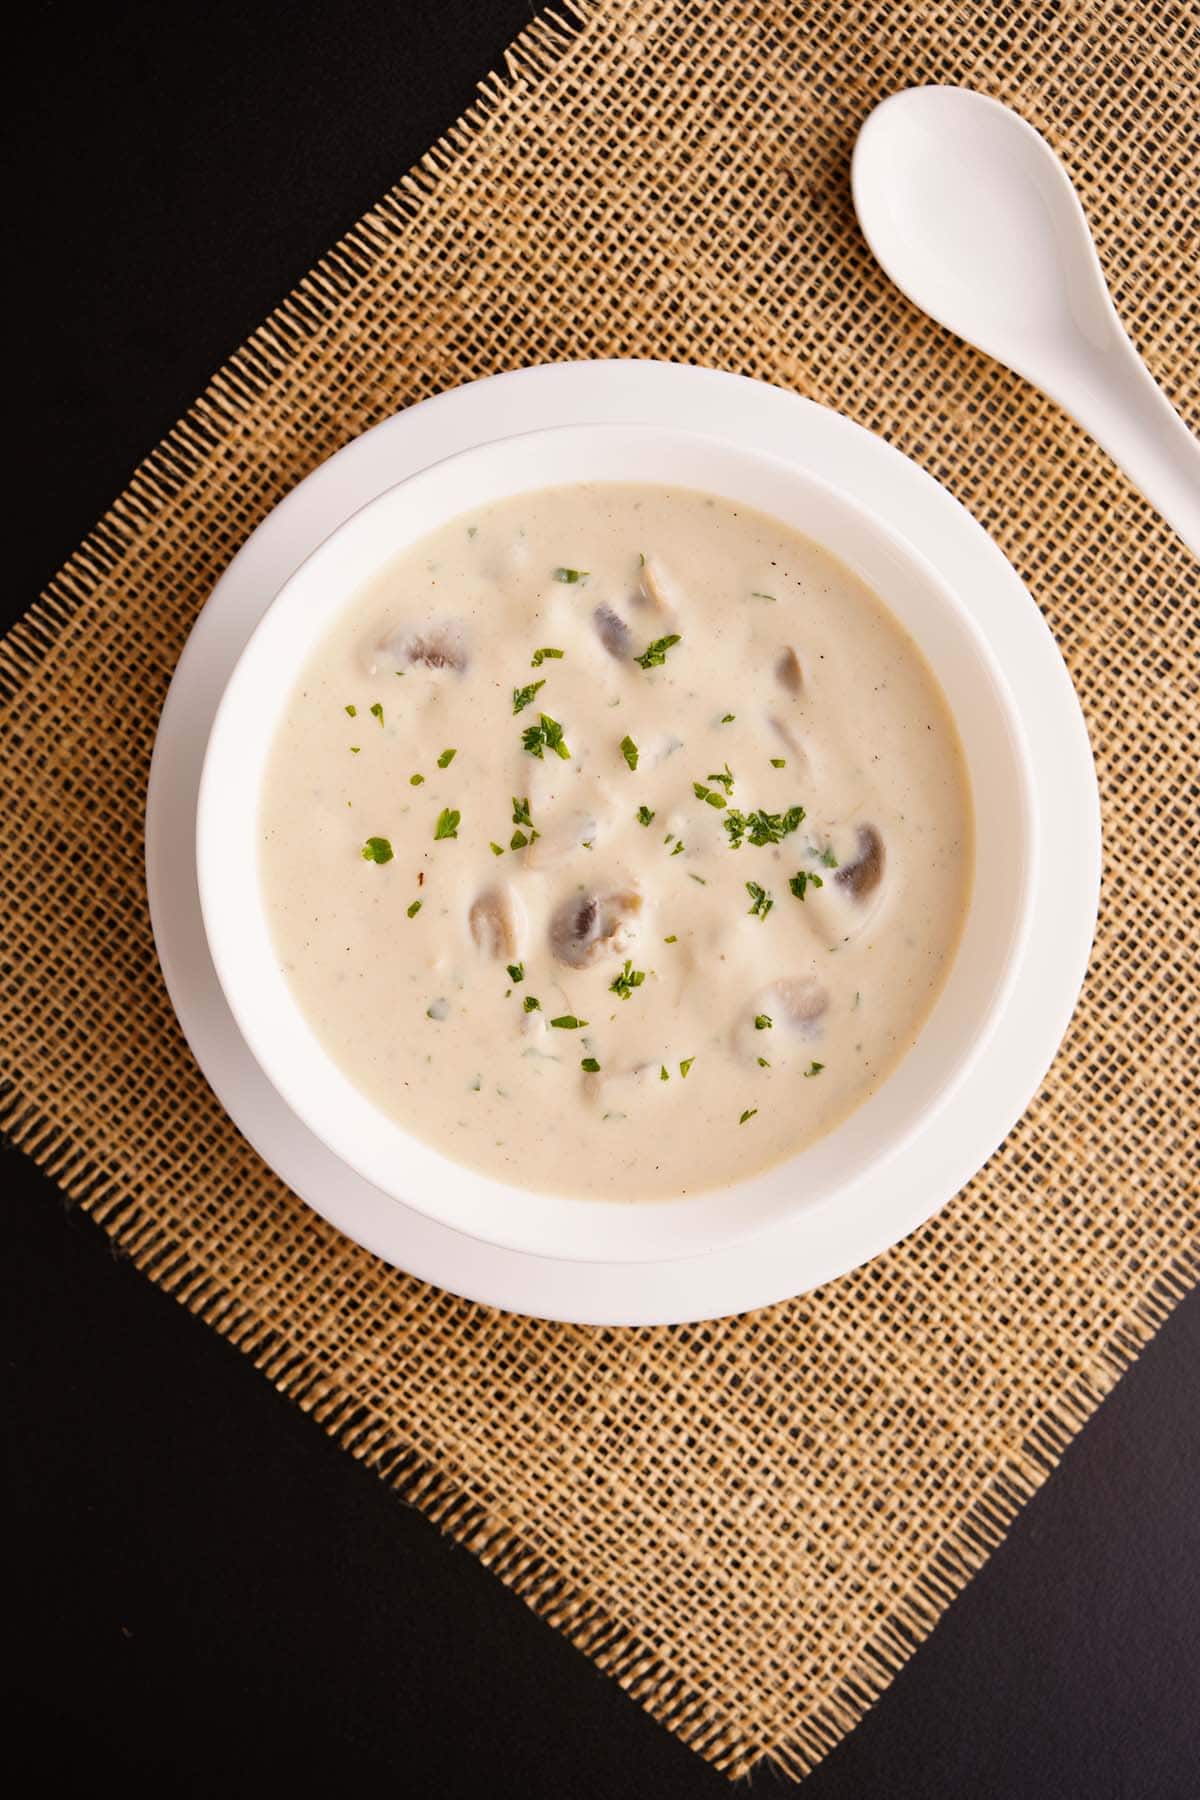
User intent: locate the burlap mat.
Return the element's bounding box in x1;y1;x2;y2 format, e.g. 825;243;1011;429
3;0;1197;1780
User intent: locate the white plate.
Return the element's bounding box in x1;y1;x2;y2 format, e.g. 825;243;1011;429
146;360;1100;1324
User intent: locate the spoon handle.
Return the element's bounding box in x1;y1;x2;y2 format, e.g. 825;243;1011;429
1052;330;1200;559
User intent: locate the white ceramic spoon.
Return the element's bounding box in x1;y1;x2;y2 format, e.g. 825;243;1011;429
851;86;1200;558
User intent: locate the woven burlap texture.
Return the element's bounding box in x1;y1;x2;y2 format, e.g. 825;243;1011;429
3;0;1197;1781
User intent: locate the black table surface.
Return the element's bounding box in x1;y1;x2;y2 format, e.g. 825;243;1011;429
6;4;1198;1793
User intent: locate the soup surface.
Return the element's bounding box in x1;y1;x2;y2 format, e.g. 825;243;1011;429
260;484;972;1200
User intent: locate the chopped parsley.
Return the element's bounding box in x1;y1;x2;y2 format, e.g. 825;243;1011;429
636;804;655;827
688;872;707;885
757;1056;771;1067
410;773;424;785
660;1065;669;1081
769;757;786;768
739;1108;758;1124
609;960;645;1001
746;880;774;920
344;703;357;717
789;869;824;901
819;845;839;867
634;633;682;670
804;1061;825;1078
437;747;457;768
750;591;777;602
664;934;678;944
707;764;735;792
720;712;736;723
754;1014;773;1030
523;995;541;1012
581;1056;601;1073
369;702;384;727
692;781;727;809
407;899;422;918
506;962;524;983
512;797;533;828
360;836;394;864
489;841;505;856
349;746;360;754
620;734;639;771
510;830;529;850
522;713;571;760
723;804;806;849
670;840;685;856
553;566;588;583
531;646;565;667
550;1014;588;1029
512;680;546;714
679;1056;695;1078
433;807;461;840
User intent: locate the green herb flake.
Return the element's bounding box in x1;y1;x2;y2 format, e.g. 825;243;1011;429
344;703;357;717
489;841;505;856
688;872;707;885
750;591;777;602
746;880;774;920
407;899;422;918
349;746;361;755
634;632;682;670
679;1057;695;1078
664;934;678;944
692;781;727;810
360;836;394;864
619;734;639;772
512;680;546;715
523;995;541;1013
609;960;646;1002
437;747;457;768
636;804;655;827
804;1061;825;1078
553;567;588;583
754;1014;773;1031
433;807;461;841
502;965;523;988
369;702;384;727
757;1056;771;1067
581;1056;601;1073
522;712;571;760
670;840;685;856
510;829;529;850
739;1107;758;1124
820;846;839;868
410;773;425;786
512;797;533;828
720;712;736;723
531;646;565;667
549;1014;588;1029
789;869;824;901
770;757;786;768
725;804;806;849
660;1065;669;1081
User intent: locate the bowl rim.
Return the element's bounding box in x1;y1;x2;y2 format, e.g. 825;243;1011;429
196;415;1036;1265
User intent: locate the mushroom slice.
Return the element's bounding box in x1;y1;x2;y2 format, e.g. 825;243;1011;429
835;824;885;902
638;557;679;619
549;887;643;969
369;619;469;675
775;646;804;695
468;884;526;961
734;975;828;1060
593;602;632;660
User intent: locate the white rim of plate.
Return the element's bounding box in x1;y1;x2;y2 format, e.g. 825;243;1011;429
145;360;1101;1325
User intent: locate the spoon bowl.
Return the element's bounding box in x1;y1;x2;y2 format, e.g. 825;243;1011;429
852;86;1200;556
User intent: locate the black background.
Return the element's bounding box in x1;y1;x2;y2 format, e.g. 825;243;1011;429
6;4;1199;1794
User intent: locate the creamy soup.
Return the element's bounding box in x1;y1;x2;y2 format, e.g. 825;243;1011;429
259;484;972;1201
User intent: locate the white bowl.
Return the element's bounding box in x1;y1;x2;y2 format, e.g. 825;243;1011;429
197;423;1035;1266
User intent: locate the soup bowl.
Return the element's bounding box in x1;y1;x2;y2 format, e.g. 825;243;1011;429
197;422;1036;1264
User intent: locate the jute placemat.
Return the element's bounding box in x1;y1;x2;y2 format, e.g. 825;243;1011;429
3;0;1197;1779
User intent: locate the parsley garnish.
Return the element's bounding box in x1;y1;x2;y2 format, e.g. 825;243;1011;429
636;804;655;827
804;1061;825;1078
819;846;839;867
634;633;682;670
507;962;524;983
344;703;357;717
660;1065;669;1081
490;842;505;856
757;1056;771;1067
609;960;645;1001
522;713;571;760
407;899;422;918
664;934;678;944
670;840;685;856
553;567;588;583
789;870;824;901
769;757;786;768
688;872;707;885
581;1056;601;1073
746;880;774;919
720;712;735;723
523;995;541;1012
620;734;639;771
360;837;393;864
437;747;457;768
512;797;532;828
692;781;727;809
550;1014;588;1029
739;1108;758;1124
750;591;777;602
410;773;424;785
723;804;806;849
510;830;529;850
754;1014;773;1030
531;646;565;667
369;702;384;727
433;808;461;840
679;1057;695;1078
512;680;546;714
350;746;360;755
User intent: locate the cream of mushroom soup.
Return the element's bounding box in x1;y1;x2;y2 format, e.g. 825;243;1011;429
259;484;973;1201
